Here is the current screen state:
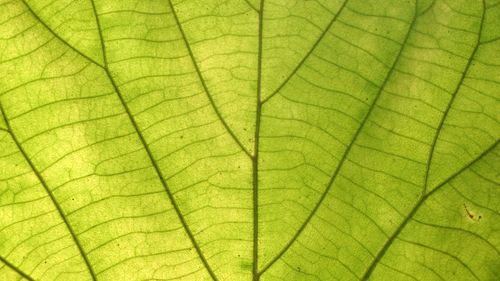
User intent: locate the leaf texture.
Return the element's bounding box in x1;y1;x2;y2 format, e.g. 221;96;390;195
0;0;499;280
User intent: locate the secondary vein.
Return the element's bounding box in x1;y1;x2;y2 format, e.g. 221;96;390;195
89;1;217;280
360;139;498;280
243;0;259;13
422;0;486;194
361;2;489;279
20;0;104;68
261;0;349;104
0;254;35;281
167;0;253;159
258;1;418;275
0;103;97;280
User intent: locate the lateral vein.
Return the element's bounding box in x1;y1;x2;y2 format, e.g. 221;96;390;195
20;0;104;68
0;254;35;281
362;3;489;278
167;0;253;159
89;1;217;280
261;0;349;104
422;0;486;194
243;0;259;12
360;139;498;280
0;103;97;280
258;1;418;275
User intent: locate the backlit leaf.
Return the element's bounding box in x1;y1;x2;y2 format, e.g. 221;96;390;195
0;0;499;280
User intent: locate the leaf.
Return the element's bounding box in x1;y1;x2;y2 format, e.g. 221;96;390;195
0;0;499;280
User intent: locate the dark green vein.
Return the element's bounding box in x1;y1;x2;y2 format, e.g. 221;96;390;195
167;0;252;159
243;0;259;12
379;263;418;281
260;0;349;104
398;238;480;281
253;0;265;280
89;1;217;280
0;103;97;280
20;0;103;68
417;0;436;16
0;255;35;281
22;0;250;161
422;0;486;194
258;2;417;276
412;219;500;256
360;140;498;281
480;36;500;45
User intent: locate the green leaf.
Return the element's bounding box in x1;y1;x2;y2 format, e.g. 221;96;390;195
0;0;499;280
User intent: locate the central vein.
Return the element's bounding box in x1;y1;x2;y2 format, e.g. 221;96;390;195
253;0;265;280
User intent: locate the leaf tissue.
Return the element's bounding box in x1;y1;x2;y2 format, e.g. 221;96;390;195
0;0;499;280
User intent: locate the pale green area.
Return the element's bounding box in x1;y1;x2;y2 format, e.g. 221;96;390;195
0;0;499;280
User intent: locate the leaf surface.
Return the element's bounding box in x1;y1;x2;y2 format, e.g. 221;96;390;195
0;0;499;280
